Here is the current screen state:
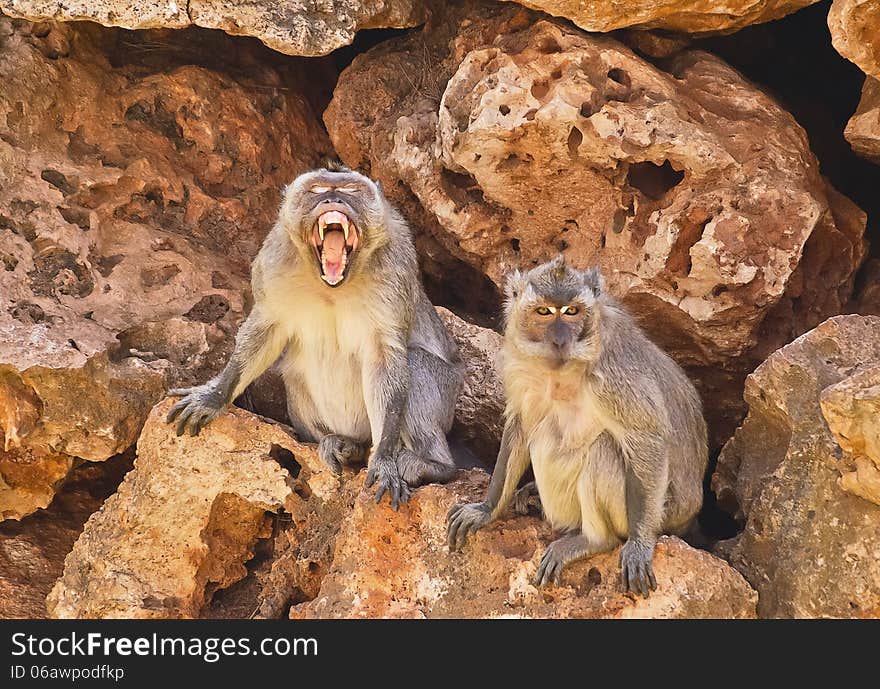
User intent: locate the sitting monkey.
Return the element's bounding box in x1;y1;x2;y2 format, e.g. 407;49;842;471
167;166;465;508
447;257;707;595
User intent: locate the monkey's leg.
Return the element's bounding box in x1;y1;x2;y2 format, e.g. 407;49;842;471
535;434;621;587
167;309;287;437
512;481;541;515
619;431;669;597
318;434;369;474
363;346;411;510
396;348;461;488
447;415;530;551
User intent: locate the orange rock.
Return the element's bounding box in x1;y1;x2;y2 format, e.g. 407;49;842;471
325;4;866;445
715;315;880;617
0;19;331;518
292;470;757;619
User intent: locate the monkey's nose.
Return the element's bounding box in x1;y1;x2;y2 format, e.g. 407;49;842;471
320;197;343;205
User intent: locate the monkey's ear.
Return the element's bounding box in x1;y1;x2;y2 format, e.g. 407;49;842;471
582;266;605;296
505;269;527;300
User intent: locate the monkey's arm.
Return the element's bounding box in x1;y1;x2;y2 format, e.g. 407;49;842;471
603;379;669;596
166;308;288;436
447;415;530;550
363;345;411;510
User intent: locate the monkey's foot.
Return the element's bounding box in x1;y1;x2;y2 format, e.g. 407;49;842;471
166;384;226;437
365;453;410;511
534;533;593;587
318;434;368;474
512;481;542;516
397;449;456;487
619;538;657;597
446;502;491;551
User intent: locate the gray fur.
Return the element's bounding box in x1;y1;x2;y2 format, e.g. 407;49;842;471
447;256;707;596
167;167;465;508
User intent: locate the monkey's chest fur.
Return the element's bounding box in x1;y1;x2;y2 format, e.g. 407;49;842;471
508;363;609;531
278;292;383;442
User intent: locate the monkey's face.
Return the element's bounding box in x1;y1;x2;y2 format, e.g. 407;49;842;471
282;168;388;287
504;257;602;366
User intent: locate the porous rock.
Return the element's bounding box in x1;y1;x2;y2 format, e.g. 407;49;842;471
46;401;319;618
714;315;880;617
0;19;331;519
324;4;866;444
0;0;428;56
292;470;757;619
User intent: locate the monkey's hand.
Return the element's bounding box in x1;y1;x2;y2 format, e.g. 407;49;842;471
446;502;492;551
165;383;227;437
620;538;657;597
365;451;410;511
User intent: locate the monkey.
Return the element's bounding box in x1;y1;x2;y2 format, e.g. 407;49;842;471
447;256;707;596
166;165;465;509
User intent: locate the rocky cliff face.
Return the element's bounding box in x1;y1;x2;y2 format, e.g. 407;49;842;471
1;0;879;619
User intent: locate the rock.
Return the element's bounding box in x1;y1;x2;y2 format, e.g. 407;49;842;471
47;401;319;618
0;0;427;56
0;20;331;519
829;0;880;79
845;77;880;165
852;258;880;315
821;366;880;506
0;453;131;618
713;315;880;617
501;0;820;35
291;470;757;618
324;5;866;445
436;308;504;460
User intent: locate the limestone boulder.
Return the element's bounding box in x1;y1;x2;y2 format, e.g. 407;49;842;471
0;453;131;618
845;77;880;165
829;0;880;79
0;19;331;519
502;0;819;34
324;4;866;443
0;0;427;56
713;315;880;617
291;470;757;618
437;308;504;460
46;401;326;618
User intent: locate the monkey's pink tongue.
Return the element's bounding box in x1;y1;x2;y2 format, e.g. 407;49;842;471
321;230;347;285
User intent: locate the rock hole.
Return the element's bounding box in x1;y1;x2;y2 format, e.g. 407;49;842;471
58;205;90;230
67;339;80;352
607;68;631;87
579;101;594;118
524;109;538;121
8;301;45;324
269;444;301;479
626;161;684;200
612;208;627;234
1;253;18;271
538;37;561;54
600;233;606;248
550;67;563;80
558;239;568;251
140;264;181;288
530;81;549;100
711;284;728;297
40;169;75;195
567;126;583;155
499;104;510;116
510;238;521;253
587;567;602;585
95;253;124;278
184;294;229;323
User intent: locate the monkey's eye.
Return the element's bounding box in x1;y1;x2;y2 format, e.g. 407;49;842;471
310;185;332;194
535;306;556;316
337;186;359;194
561;305;580;315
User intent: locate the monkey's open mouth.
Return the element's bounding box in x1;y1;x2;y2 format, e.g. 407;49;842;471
312;210;359;286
